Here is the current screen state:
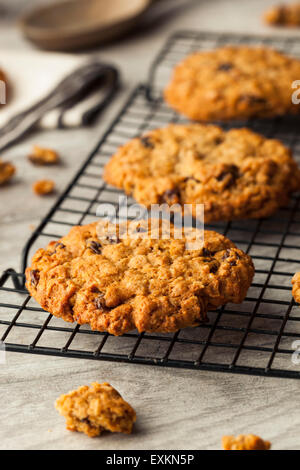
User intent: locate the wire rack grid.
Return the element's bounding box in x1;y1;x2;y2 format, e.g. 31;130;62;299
2;31;300;378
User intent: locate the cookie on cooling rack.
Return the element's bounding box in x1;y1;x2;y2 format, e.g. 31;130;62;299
25;219;254;336
55;382;136;437
292;272;300;303
164;46;300;120
264;3;300;26
103;124;300;223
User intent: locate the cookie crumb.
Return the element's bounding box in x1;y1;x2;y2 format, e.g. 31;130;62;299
55;382;136;438
0;160;15;185
28;145;59;165
222;434;271;450
33;179;55;196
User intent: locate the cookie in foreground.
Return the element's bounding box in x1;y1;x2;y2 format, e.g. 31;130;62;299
104;124;300;223
222;434;271;450
25;219;254;336
55;382;136;437
164;46;300;120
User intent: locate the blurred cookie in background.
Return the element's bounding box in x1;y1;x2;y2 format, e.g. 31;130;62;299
164;46;300;121
264;2;300;26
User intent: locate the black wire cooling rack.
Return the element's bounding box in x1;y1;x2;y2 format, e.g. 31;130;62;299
2;31;300;378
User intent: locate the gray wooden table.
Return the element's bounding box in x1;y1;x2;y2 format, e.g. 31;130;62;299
1;0;300;450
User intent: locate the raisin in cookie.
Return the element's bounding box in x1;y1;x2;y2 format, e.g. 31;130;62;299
264;3;300;26
25;219;254;336
55;382;136;437
104;124;300;223
164;46;300;120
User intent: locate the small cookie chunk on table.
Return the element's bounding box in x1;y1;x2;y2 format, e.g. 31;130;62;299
0;159;15;185
28;145;59;165
104;124;300;223
222;434;271;450
55;382;136;437
33;179;55;196
164;46;300;120
25;219;254;336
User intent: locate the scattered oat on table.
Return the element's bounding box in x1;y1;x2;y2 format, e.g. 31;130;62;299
264;3;300;26
55;382;136;438
0;159;15;185
32;179;55;196
28;145;59;165
222;434;271;450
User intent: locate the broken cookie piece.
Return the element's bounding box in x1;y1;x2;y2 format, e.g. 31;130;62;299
55;382;136;437
33;179;55;196
222;434;271;450
0;159;15;185
28;145;59;165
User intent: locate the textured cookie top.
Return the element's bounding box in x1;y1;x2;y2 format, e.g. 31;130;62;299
104;124;300;223
164;46;300;120
55;382;136;437
26;220;254;336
